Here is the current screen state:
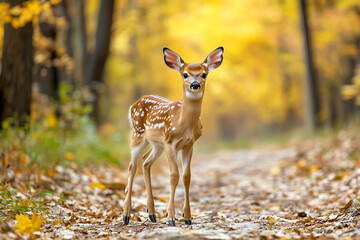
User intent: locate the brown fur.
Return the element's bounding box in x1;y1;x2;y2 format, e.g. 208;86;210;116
123;47;223;226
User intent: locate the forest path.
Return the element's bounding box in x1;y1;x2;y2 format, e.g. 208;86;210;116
34;143;360;239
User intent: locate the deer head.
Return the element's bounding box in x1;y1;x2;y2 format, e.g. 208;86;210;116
163;47;224;100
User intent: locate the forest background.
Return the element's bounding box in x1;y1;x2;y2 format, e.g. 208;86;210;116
1;0;360;238
1;0;360;191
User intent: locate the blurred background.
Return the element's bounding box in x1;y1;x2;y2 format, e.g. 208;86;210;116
1;0;360;167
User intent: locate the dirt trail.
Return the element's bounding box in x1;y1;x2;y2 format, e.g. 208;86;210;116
11;142;360;239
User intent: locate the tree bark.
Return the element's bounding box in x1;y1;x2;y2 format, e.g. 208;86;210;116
85;0;115;126
0;0;34;128
36;22;59;99
299;0;322;132
69;0;86;87
341;37;360;125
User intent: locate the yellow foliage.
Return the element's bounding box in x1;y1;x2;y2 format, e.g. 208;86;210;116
51;0;62;5
0;3;10;23
15;212;44;234
354;75;360;87
0;0;51;30
46;113;58;128
341;85;358;100
9;5;22;16
24;1;42;15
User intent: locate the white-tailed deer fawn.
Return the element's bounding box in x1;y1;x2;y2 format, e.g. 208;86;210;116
123;47;224;226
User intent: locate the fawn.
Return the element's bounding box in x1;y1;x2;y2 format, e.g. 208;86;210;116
123;47;224;226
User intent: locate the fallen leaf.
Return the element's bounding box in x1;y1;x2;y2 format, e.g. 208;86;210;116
15;212;43;234
66;152;74;160
340;199;353;213
158;197;167;203
52;220;62;226
90;183;106;190
20;154;27;165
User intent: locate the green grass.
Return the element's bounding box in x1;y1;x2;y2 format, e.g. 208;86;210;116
0;83;130;172
0;188;46;217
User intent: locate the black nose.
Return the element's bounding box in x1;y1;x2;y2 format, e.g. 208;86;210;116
190;82;201;90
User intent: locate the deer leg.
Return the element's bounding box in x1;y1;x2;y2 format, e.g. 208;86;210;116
123;140;147;225
143;143;164;223
165;144;179;226
182;146;193;225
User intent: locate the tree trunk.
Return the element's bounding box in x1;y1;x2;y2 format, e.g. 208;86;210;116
55;0;74;86
69;0;86;87
299;0;322;132
0;0;34;128
36;22;59;99
341;37;360;125
85;0;115;126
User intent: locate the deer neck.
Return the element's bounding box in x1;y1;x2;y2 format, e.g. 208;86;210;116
179;90;203;126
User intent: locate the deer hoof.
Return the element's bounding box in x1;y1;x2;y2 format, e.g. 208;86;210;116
149;214;156;223
123;216;130;225
168;220;176;226
184;219;192;225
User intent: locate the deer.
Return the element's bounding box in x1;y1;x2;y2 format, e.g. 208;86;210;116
123;47;224;226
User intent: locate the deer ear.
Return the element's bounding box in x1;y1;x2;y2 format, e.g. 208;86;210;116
163;48;185;71
203;47;224;71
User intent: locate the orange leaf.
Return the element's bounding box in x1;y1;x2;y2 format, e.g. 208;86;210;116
90;183;106;190
158;197;167;203
20;154;27;165
47;168;57;178
340;199;353;213
66;152;74;160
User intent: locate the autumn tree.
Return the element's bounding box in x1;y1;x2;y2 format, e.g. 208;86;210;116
299;0;321;132
0;0;33;128
85;0;115;126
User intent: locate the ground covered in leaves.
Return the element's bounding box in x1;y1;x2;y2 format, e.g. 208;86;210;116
2;131;360;239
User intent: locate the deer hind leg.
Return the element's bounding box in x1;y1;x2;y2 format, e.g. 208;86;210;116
123;138;147;225
142;142;164;223
164;143;179;226
182;146;193;225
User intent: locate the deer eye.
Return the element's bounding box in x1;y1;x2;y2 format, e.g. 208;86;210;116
201;73;207;78
183;73;188;78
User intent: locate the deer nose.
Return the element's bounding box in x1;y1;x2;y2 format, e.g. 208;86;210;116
190;82;201;90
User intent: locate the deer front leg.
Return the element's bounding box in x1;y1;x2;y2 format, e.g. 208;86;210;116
142;144;164;223
165;144;179;226
182;146;193;225
123;141;147;225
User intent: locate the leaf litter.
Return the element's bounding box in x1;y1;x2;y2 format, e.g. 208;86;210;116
1;130;360;239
